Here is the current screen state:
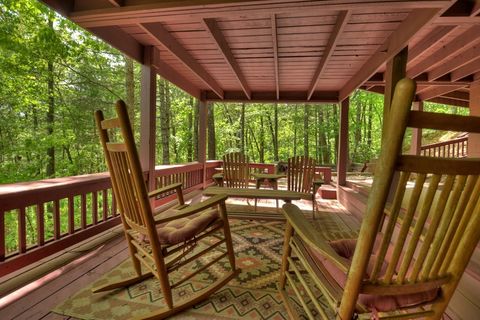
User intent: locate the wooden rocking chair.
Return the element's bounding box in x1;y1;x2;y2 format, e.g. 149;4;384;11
287;156;317;217
278;78;480;319
94;100;239;319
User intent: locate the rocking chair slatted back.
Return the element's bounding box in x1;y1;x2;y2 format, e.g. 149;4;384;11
287;156;316;193
222;152;250;188
279;78;480;320
339;78;480;319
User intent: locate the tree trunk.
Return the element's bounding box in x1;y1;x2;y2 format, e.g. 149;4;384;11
267;104;279;162
124;55;135;127
187;97;194;162
303;104;309;157
259;113;265;163
193;99;199;161
158;78;170;164
333;104;339;164
46;17;55;178
293;105;298;156
353;98;362;159
207;102;216;160
240;103;245;152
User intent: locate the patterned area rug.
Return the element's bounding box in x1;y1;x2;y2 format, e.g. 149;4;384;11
54;216;357;320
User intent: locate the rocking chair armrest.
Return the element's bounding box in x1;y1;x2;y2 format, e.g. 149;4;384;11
282;203;350;273
154;194;228;225
148;182;183;198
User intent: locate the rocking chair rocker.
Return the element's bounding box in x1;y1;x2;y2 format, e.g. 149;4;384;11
94;100;239;319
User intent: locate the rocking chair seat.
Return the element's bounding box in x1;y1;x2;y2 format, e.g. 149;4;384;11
156;209;221;245
307;239;439;312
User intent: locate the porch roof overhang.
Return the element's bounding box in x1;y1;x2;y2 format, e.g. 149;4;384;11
39;0;479;106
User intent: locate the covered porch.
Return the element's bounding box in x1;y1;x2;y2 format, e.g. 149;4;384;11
2;0;480;319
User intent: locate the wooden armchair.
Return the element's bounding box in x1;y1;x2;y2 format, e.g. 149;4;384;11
222;151;251;188
94;100;239;319
278;78;480;319
287;155;317;216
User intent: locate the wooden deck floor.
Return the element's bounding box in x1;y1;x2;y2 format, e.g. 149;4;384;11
0;195;359;320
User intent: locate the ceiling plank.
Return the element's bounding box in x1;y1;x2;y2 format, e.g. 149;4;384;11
69;1;451;28
202;18;251;99
140;22;224;99
307;10;350;100
451;56;480;81
443;91;470;101
150;48;201;99
339;8;441;102
407;25;480;78
271;14;279;100
417;85;466;101
428;44;480;80
429;96;469;107
365;79;471;86
408;25;456;64
472;1;480;16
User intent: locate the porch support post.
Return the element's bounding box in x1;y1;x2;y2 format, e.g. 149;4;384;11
468;81;480;157
140;46;157;191
337;98;349;187
198;97;208;188
409;101;423;155
382;47;408;142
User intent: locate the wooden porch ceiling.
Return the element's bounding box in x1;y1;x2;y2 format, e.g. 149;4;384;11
40;0;479;106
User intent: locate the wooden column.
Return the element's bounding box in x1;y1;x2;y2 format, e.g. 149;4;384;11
468;82;480;157
382;47;408;142
337;98;349;186
140;46;157;191
198;97;208;188
409;101;423;155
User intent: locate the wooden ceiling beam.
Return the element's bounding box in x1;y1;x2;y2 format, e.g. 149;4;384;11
428;43;480;80
451;56;480;81
472;1;480;16
150;48;201;99
140;22;224;99
443;90;470;101
107;0;124;7
69;1;451;28
417;85;466;101
202;18;250;99
307;10;350;100
408;25;480;79
271;14;279;100
90;26;143;62
365;79;471;86
339;8;441;102
429;96;469;107
204;90;339;103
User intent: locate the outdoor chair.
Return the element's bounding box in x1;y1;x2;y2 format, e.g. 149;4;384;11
94;100;239;319
278;78;480;319
222;151;251;188
287;155;317;217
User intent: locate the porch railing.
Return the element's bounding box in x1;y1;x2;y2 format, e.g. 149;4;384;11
0;161;221;277
420;136;468;158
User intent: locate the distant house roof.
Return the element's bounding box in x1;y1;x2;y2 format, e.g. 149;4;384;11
40;0;478;106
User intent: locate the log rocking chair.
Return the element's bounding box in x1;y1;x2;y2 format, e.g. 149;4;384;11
94;100;239;319
278;78;480;319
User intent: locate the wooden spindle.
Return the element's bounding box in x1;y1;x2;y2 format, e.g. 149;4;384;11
37;203;45;246
81;193;87;229
54;200;60;239
92;191;98;224
19;207;27;253
102;189;108;221
68;196;75;234
0;211;5;261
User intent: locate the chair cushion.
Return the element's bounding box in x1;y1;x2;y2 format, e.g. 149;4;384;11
308;239;438;313
156;209;221;245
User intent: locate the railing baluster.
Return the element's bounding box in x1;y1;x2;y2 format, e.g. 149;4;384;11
68;196;75;234
37;203;45;246
54;200;60;239
102;189;108;221
81;193;87;229
0;211;5;261
19;207;27;253
112;194;117;217
92;191;98;224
